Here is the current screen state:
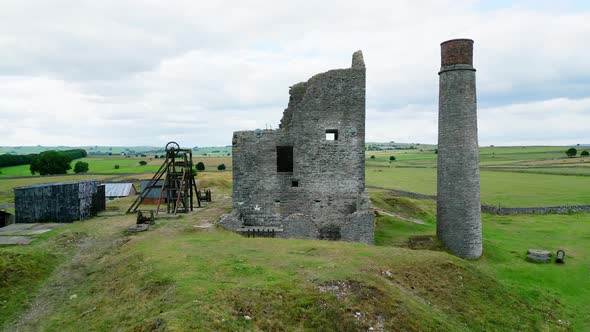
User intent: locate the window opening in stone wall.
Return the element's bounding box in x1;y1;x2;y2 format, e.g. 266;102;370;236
292;180;299;187
325;129;338;140
276;146;293;172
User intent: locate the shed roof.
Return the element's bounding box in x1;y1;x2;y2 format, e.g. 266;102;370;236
104;183;136;197
14;179;98;190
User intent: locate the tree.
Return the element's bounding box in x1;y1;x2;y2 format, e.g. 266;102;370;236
73;161;89;173
434;149;438;154
581;150;589;156
566;148;577;157
389;156;396;161
30;151;72;175
114;165;120;169
139;160;147;166
154;155;159;159
60;149;87;159
0;153;37;167
217;164;226;171
370;155;375;159
196;162;205;171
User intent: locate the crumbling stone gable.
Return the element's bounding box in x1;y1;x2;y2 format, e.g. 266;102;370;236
220;51;374;244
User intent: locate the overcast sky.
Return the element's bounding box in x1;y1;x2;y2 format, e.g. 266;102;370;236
0;0;589;147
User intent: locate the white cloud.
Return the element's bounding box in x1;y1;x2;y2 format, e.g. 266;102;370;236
478;97;590;145
0;0;588;147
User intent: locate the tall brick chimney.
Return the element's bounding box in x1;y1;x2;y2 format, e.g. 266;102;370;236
436;39;482;259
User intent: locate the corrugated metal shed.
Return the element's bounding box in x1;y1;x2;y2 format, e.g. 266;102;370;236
104;183;137;197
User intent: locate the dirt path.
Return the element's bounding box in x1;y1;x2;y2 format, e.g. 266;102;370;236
8;229;131;331
6;194;225;330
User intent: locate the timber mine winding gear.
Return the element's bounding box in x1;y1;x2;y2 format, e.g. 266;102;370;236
127;141;206;215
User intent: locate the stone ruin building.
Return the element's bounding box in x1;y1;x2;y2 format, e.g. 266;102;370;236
220;51;374;244
437;39;482;259
14;180;105;223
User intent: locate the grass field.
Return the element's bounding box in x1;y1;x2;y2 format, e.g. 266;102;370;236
367;146;588;167
366;167;590;207
365;145;590;207
0;156;232;178
371;190;590;330
0;145;232;157
1;146;589;330
1;178;588;330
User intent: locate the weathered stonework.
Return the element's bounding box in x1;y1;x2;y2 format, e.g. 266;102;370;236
437;39;483;259
220;51;374;244
14;180;104;223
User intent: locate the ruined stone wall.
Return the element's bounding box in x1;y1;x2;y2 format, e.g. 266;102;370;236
15;180;100;223
481;205;590;215
224;51;374;244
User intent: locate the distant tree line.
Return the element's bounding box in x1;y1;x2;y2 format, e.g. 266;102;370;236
0;149;86;168
566;148;589;157
0;153;37;167
30;149;88;175
59;149;88;160
366;144;417;151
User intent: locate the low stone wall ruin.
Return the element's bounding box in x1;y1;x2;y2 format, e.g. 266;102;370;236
367;186;590;215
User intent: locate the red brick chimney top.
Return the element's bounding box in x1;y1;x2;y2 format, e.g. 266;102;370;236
441;39;473;66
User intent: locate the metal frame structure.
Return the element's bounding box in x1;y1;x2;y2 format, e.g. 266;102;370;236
127;142;200;214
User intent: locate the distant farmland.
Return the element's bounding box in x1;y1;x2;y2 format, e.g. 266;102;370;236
365;145;590;207
0;155;232;177
0;145;231;157
0;145;589;329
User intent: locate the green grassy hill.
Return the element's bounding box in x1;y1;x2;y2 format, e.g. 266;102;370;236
0;173;588;330
1;145;589;330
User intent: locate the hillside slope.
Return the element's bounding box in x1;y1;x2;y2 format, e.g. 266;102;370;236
1;173;584;331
